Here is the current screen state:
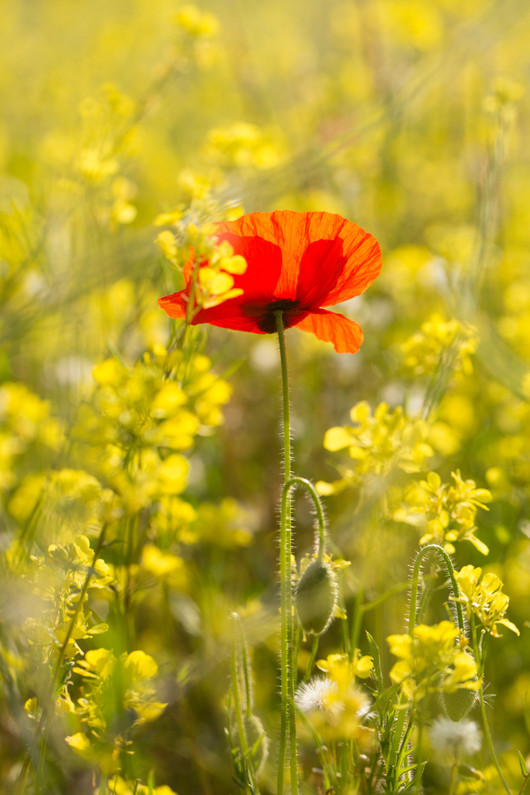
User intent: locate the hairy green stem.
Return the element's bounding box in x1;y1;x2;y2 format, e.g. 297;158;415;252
408;544;465;635
281;476;326;560
408;544;464;792
275;311;298;795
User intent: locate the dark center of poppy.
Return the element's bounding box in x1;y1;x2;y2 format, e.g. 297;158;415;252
256;299;301;333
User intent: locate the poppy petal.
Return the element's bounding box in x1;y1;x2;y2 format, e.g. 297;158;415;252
158;292;187;319
212;231;283;303
294;217;382;307
321;231;381;306
190;296;265;331
293;309;363;354
158;291;270;333
215;211;381;307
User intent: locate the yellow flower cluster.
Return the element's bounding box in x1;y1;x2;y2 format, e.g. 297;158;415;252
317;401;433;495
397;470;492;555
171;5;221;71
66;649;166;768
19;535;112;665
0;382;63;491
156;223;247;318
387;621;480;701
483;77;525;125
204;122;285;171
401;314;477;378
45;83;139;231
454;565;519;638
73;346;231;511
96;777;177;795
173;4;219;38
9;468;116;545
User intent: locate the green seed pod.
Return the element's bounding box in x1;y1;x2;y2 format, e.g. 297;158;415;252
295;559;338;635
440;688;479;722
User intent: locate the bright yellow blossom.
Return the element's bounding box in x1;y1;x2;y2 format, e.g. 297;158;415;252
388;621;480;701
454;565;519;638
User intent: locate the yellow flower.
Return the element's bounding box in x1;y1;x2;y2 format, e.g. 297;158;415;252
387;621;480;701
454;565;519;638
297;650;374;745
398;470;491;555
401;314;477;378
317;402;433;495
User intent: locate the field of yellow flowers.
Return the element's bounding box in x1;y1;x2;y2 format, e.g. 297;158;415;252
1;1;530;793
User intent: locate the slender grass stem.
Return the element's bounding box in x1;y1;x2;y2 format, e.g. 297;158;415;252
478;686;512;794
448;763;458;795
470;614;512;795
230;627;258;792
304;636;320;682
517;772;530;795
275;310;298;794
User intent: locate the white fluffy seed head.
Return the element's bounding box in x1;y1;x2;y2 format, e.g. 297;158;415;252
429;716;482;762
295;677;342;720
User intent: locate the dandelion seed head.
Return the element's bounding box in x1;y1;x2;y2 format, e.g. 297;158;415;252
295;677;340;718
429;716;482;763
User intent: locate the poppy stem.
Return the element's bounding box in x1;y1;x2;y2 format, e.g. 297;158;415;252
274;310;299;795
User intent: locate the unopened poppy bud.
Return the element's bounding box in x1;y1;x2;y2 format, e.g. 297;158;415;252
295;560;338;635
440;688;478;721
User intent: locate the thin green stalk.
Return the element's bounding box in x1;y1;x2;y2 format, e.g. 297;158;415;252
275;310;298;795
231;637;258;793
303;636;320;682
448;763;458;795
350;586;364;658
415;717;424;791
232;613;253;716
470;615;512;795
478;687;512;794
293;624;303;688
362;581;409;614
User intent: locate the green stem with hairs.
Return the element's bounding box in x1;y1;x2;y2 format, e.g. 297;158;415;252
408;544;465;635
275;311;298;795
281;476;326;560
408;544;464;793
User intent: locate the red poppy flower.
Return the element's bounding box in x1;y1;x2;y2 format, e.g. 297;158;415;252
158;210;382;353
